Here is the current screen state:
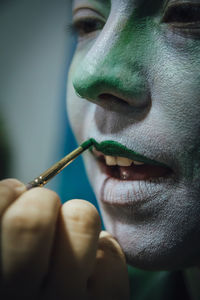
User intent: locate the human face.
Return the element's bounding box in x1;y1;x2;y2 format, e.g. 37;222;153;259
67;0;200;270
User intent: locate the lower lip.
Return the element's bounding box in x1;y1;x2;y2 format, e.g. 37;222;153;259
97;159;173;207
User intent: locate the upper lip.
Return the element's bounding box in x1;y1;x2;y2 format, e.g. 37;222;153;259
90;138;170;168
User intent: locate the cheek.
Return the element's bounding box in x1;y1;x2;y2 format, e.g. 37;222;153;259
149;44;200;143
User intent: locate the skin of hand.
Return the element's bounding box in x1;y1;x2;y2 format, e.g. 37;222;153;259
0;178;130;300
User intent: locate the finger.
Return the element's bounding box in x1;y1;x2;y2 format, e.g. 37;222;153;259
0;179;26;218
87;231;130;300
46;199;101;300
1;187;61;298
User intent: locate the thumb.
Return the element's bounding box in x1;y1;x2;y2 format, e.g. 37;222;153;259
87;231;130;300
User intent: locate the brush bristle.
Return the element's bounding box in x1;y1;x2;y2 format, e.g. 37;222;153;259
80;139;94;150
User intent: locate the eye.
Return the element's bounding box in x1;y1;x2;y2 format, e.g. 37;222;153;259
162;2;200;26
71;18;104;38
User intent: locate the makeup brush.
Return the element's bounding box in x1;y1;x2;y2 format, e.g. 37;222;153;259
26;139;94;190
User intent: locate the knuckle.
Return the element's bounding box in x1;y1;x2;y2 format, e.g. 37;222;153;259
20;188;61;221
0;178;23;200
0;184;15;202
62;199;101;232
0;178;24;188
0;178;26;195
3;189;61;234
3;207;51;234
26;187;61;209
0;183;19;217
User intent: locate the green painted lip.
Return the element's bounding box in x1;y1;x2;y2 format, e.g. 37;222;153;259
89;138;168;168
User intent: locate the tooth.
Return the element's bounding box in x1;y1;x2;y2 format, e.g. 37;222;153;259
133;160;145;165
105;156;117;166
116;157;133;167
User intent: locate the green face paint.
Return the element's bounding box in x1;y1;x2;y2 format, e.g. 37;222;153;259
89;138;168;167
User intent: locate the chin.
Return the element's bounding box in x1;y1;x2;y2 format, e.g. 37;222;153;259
101;212;200;271
123;242;200;271
89;171;200;271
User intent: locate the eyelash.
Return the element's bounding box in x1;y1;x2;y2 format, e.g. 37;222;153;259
162;3;200;25
67;3;200;41
66;19;104;38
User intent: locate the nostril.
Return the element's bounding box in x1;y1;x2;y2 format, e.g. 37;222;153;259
98;93;130;106
96;93;150;114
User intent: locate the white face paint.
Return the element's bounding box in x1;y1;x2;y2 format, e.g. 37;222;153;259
67;0;200;270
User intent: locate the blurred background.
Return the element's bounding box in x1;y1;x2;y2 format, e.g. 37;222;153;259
0;0;98;209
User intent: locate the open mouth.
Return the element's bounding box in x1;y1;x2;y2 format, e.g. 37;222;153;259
90;139;173;181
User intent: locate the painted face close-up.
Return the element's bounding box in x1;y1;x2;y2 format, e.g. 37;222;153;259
67;0;200;271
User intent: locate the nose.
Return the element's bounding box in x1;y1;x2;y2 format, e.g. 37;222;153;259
72;13;151;111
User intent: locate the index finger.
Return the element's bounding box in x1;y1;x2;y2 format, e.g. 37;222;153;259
0;179;26;217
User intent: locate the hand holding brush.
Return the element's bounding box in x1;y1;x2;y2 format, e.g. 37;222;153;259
0;140;130;300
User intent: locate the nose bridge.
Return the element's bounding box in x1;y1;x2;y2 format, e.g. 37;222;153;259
72;6;148;104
